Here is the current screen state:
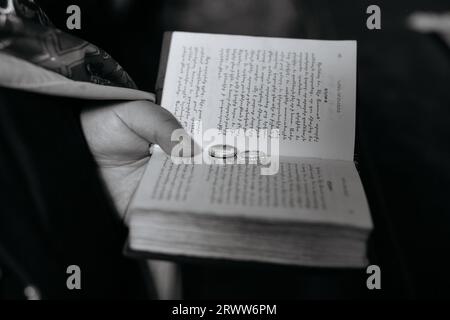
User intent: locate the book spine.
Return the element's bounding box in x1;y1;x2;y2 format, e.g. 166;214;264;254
155;31;173;104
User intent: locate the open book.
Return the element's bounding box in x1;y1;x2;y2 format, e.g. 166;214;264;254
126;32;372;267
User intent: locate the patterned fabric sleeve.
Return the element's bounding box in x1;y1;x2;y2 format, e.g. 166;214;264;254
0;0;137;89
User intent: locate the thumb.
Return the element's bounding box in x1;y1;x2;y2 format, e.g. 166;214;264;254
115;100;195;157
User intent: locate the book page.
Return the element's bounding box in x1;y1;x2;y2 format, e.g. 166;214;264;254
161;32;357;161
130;149;371;229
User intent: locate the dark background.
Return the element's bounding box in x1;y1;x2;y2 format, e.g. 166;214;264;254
22;0;450;298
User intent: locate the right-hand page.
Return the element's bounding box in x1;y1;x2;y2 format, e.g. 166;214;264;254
161;32;357;161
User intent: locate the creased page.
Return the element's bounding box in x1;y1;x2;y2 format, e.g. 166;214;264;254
130;150;371;230
161;32;357;161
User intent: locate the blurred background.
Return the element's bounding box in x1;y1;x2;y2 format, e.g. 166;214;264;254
30;0;450;298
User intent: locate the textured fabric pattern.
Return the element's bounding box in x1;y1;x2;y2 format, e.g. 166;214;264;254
0;0;137;89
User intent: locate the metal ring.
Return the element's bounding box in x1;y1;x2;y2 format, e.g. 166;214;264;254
208;144;237;159
238;150;268;164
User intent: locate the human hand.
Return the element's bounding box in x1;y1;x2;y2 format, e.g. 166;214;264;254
80;100;189;216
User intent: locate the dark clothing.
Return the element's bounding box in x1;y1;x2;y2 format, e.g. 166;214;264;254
0;0;154;299
0;87;152;299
